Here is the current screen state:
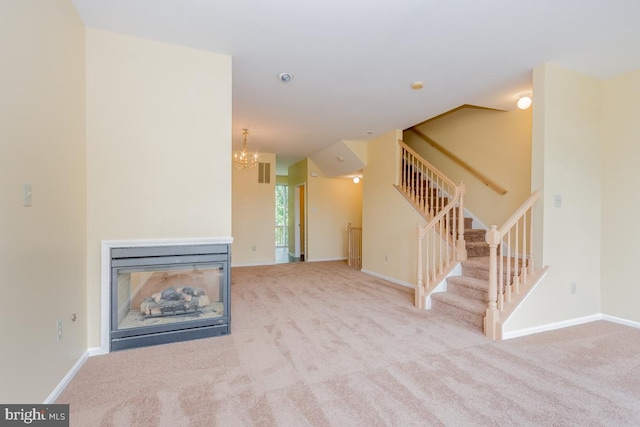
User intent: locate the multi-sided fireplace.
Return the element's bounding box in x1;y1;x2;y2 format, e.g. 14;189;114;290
108;243;231;351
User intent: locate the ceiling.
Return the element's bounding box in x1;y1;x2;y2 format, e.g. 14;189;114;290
70;0;640;174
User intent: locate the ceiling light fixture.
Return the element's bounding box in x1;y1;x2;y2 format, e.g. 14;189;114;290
517;94;532;110
411;81;424;90
353;176;360;184
233;128;259;170
278;72;293;83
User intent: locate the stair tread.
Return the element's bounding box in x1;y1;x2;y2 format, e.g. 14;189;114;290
431;292;486;314
465;241;489;247
462;257;490;270
447;275;489;291
462;256;525;269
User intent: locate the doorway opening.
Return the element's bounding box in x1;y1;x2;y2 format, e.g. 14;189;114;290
275;182;303;264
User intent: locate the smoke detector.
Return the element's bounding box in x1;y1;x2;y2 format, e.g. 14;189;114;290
278;72;293;83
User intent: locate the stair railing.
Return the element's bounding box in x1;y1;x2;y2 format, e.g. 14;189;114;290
397;140;467;309
347;223;362;270
484;190;541;339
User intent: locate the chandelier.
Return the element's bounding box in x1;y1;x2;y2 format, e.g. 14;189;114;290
233;128;258;170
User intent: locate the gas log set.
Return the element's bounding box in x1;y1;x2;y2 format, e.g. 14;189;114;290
140;286;210;318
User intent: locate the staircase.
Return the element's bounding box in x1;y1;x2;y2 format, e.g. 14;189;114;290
430;210;492;330
397;139;544;339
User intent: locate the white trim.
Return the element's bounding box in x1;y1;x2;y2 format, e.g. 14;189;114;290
100;237;233;355
502;314;603;340
43;350;90;404
601;314;640;329
425;263;461;309
231;261;276;267
87;347;102;357
361;269;415;290
307;257;347;262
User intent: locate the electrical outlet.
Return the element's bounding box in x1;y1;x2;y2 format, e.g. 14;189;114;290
57;320;63;341
570;282;577;294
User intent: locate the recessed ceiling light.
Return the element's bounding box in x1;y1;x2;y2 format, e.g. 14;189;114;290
278;72;293;83
517;94;532;110
411;81;424;90
365;131;374;135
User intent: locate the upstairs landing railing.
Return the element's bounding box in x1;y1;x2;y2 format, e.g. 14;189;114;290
396;140;467;309
347;223;362;270
484;190;541;339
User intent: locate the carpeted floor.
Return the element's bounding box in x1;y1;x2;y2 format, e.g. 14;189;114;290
57;261;640;426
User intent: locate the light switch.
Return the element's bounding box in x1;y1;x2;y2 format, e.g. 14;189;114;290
554;194;562;208
23;183;32;207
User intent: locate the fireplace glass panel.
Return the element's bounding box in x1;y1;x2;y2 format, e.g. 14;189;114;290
115;262;225;331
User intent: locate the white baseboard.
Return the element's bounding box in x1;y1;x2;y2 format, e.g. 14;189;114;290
502;314;603;340
601;314;640;329
87;346;103;357
360;269;415;290
231;261;276;267
307;257;346;262
43;350;90;404
502;313;640;340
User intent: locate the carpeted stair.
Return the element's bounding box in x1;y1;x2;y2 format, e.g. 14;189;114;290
432;196;492;329
430;257;490;329
404;173;494;330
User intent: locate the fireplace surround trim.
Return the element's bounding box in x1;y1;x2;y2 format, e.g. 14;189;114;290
100;237;233;354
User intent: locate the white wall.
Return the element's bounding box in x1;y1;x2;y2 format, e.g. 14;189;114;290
232;153;276;266
362;130;424;286
505;64;603;332
0;0;87;403
601;70;640;322
85;29;232;347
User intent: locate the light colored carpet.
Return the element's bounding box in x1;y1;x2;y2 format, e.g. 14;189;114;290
57;261;640;426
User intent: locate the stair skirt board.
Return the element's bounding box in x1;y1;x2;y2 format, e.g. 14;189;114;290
424;263;461;309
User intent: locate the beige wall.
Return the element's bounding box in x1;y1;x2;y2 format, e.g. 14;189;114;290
85;29;232;347
601;70;640;322
0;0;87;403
306;159;363;261
344;140;368;165
362;130;424;286
506;64;603;331
232;153;276;266
405;107;532;227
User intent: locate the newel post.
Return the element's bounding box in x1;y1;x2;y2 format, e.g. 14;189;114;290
456;181;467;261
484;225;500;339
416;223;425;309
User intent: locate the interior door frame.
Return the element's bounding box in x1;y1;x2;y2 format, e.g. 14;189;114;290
293;183;306;259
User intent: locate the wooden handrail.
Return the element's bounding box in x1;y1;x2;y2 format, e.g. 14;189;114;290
484;191;541;340
396;140;467;309
408;127;508;195
496;191;541;237
398;140;457;190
